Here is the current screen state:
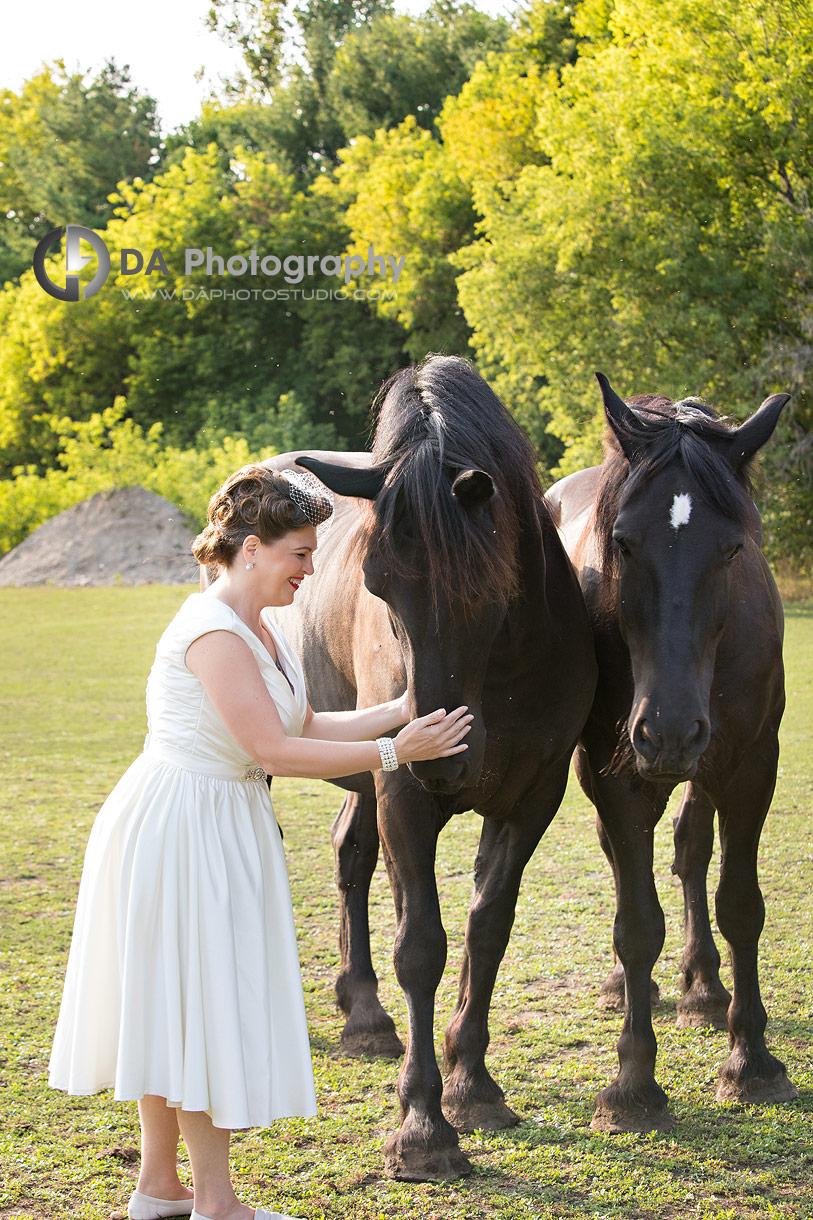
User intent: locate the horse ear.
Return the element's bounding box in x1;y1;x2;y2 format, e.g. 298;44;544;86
595;372;639;461
452;468;495;508
295;455;386;500
726;393;790;469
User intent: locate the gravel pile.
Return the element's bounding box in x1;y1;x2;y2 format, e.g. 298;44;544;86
0;486;200;587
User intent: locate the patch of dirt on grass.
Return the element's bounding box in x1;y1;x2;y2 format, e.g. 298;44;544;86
0;487;199;587
94;1145;140;1163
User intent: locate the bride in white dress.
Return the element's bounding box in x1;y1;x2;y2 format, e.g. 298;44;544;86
49;464;472;1220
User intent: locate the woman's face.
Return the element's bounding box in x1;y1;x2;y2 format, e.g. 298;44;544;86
250;525;318;605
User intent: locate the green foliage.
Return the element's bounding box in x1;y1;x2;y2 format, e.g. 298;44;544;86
0;238;134;472
313;5;517;364
0;61;161;285
205;0;288;98
0;142;407;476
0;401;275;556
1;0;812;570
328;117;475;358
322;1;580;458
196;1;508;185
451;0;813;559
202;0;395;178
328;3;510;142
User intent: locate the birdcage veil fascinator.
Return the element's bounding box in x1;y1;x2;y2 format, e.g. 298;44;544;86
281;468;334;534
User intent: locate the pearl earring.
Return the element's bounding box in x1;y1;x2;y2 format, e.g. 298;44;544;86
245;561;255;570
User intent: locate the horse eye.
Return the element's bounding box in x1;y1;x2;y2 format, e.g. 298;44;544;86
726;543;744;562
364;567;389;597
613;535;630;557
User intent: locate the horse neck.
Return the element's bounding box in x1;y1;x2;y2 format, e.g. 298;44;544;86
488;502;554;666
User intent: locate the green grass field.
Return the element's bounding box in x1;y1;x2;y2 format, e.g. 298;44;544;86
1;588;811;1220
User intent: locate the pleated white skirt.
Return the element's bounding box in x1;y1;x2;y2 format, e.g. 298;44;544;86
49;746;317;1129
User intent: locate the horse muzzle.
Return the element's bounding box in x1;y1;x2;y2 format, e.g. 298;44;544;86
630;712;710;783
409;750;483;795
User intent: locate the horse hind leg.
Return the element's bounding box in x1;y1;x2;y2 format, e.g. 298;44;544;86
575;747;659;1012
671;783;731;1029
333;789;404;1058
593;802;627;1010
713;755;797;1105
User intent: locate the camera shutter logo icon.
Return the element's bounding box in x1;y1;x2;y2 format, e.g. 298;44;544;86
33;226;111;301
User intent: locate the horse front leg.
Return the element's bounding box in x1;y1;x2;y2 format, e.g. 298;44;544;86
332;787;404;1057
377;776;470;1181
713;750;797;1105
442;767;569;1132
671;783;730;1029
582;754;673;1133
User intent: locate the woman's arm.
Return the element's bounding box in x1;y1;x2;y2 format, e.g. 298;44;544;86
302;694;409;742
185;632;470;779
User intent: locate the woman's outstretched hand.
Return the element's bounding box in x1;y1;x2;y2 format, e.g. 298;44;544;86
393;706;473;763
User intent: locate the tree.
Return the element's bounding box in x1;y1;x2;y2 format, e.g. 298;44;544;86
205;0;288;98
328;3;509;142
451;0;813;533
203;0;393;178
0;142;409;475
199;0;508;184
328;117;475;359
323;0;574;449
0;62;161;286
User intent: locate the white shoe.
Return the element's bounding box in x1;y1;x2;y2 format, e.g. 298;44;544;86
190;1210;302;1220
128;1191;194;1219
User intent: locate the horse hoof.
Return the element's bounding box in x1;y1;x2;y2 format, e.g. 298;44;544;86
676;999;729;1031
591;1099;674;1134
340;1027;405;1058
591;1079;673;1134
597;987;624;1011
442;1095;520;1133
383;1138;472;1181
677;978;731;1030
716;1069;799;1105
597;977;660;1011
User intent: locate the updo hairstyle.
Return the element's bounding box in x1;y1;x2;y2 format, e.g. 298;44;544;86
192;464;321;568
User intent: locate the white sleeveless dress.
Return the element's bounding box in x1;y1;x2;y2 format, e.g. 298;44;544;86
48;592;318;1129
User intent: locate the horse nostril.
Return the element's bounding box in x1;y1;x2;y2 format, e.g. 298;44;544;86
683;719;709;752
632;718;657;759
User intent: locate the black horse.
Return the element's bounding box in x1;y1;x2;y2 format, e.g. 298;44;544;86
267;355;597;1179
546;374;798;1133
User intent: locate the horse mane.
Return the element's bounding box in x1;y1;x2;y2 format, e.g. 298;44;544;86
592;394;760;597
358;354;546;614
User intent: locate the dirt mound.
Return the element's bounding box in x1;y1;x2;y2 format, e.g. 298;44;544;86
0;486;201;587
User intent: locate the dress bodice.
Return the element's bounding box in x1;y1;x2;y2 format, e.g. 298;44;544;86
145;592;307;768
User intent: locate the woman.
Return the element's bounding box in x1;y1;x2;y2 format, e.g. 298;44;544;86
49;464;472;1220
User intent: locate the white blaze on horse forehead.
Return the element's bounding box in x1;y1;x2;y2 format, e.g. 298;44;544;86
669;492;693;531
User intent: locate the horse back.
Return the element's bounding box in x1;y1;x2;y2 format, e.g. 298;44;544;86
264;449;373;473
545;466;605;607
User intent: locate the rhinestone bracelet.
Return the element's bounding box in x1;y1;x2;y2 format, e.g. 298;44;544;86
376;736;399;771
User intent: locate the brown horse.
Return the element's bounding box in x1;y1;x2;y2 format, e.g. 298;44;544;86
546;373;798;1133
265;355;597;1179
